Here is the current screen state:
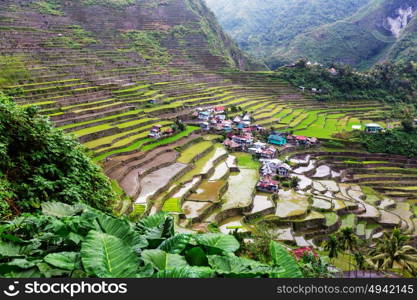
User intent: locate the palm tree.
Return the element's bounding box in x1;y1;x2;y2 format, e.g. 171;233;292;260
323;235;340;260
337;227;361;272
367;229;417;277
353;252;365;278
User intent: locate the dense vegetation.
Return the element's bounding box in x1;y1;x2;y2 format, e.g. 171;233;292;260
207;0;417;69
0;93;115;220
361;129;417;158
0;203;304;278
205;0;369;67
274;60;417;102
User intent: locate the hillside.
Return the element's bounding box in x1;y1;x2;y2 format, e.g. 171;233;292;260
276;0;417;69
1;0;417;279
205;0;371;68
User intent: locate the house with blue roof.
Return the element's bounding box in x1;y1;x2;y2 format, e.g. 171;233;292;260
268;134;287;146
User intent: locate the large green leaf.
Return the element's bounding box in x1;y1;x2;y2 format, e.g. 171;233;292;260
80;230;139;278
153;266;215;278
136;212;174;243
185;247;208;266
96;213;147;249
269;241;302;278
207;253;281;278
36;262;69;277
158;234;191;254
141;249;188;271
0;241;22;258
194;233;240;253
44;252;80;271
41;202;83;218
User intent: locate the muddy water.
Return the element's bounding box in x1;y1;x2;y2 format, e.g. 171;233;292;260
225;154;237;169
219;216;245;234
313;165;330;178
276;190;309;218
318;180;339;192
209;161;229;180
294;159;316;174
222;169;258;210
182;201;212;219
292;174;312;190
201;145;227;174
312;197;332;210
135;163;188;204
173;176;201;198
290;155;311;165
250;194;274;214
188;180;226;202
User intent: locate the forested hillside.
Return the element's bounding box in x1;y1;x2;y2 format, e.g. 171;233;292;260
206;0;417;69
279;0;417;69
205;0;371;68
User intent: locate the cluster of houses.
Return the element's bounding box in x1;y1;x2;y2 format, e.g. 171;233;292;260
268;131;318;147
256;159;292;193
147;124;174;139
194;106;263;133
222;129;317;194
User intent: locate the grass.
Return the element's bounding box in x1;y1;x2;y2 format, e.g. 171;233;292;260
93;126;198;162
142;126;199;152
162;198;182;213
177;141;213;164
323;212;339;227
234;152;260;169
340;214;357;229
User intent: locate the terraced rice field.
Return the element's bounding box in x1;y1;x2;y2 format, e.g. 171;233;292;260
2;0;414;245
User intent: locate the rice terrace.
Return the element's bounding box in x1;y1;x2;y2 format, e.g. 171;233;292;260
1;0;417;279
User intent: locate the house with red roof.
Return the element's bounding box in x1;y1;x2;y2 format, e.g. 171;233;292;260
256;176;279;193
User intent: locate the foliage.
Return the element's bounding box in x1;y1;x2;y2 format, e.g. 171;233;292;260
81;0;136;8
32;1;63;16
0;206;304;278
299;253;336;278
205;0;369;67
0;93;115;219
123;31;171;64
275;61;417;103
361;129;417;158
367;229;417;276
0;56;30;88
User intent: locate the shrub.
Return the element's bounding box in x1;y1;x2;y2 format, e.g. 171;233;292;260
0;93;115;219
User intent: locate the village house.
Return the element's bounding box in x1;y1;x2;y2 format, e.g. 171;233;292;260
287;135;310;146
248;142;277;159
231;134;254;148
233;116;242;124
223;138;242;151
268;134;287;146
148;124;162;138
214;106;225;114
200;121;210;131
364;123;383;133
162;128;174;136
328;68;338;76
256;176;279;193
260;159;292;177
198;110;210;120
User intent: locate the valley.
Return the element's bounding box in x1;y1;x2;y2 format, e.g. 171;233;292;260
1;0;417;278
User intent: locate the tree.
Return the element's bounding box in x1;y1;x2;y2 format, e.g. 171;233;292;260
336;227;361;272
323;234;341;260
367;229;417;277
0;93;115;219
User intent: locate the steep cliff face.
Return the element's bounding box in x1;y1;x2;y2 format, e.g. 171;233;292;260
277;0;417;68
205;0;371;67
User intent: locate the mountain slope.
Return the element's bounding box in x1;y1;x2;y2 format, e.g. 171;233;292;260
276;0;417;69
205;0;371;67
